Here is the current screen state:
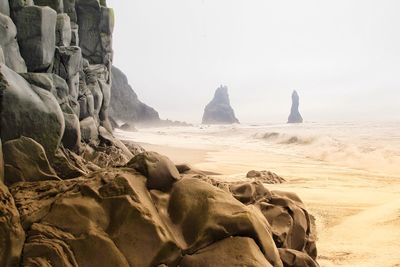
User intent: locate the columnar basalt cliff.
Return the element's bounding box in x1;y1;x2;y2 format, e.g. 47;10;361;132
202;85;239;124
0;1;318;266
288;90;303;123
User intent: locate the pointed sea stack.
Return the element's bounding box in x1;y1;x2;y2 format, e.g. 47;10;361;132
287;90;303;123
202;85;239;124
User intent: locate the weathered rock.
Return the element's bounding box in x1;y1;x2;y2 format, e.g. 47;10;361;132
20;72;82;151
79;116;98;144
55;13;71;46
63;0;76;23
51;147;90;179
53;46;82;99
287;90;303;123
180;237;273;267
247;170;286;184
0;64;65;156
121;140;146;156
230;181;272;205
75;0;113;64
10;169;182;267
63;111;81;150
278;248;319;267
110;66;160;124
3;137;60;185
0;138;3;182
0;0;10;15
70;23;79;45
0;13;27;72
202;85;239;124
168;178;283;267
127;151;180;191
257;190;315;257
16;5;56;72
0;46;4;64
0;181;25;267
8;0;33;22
34;0;64;13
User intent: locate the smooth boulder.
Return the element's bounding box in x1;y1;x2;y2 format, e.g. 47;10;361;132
126;151;181;191
180;237;273;267
0;64;65;156
0;13;27;72
3;137;60;185
168;178;283;267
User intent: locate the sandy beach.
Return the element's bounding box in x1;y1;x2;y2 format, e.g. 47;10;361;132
117;123;400;267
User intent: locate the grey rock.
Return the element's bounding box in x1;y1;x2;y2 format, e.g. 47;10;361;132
0;13;27;72
8;0;33;22
71;23;79;45
0;138;3;182
0;46;4;64
80;116;99;144
76;0;113;64
16;6;56;72
62;110;81;150
287;90;303;123
109;66;160;124
53;46;82;99
3;136;60;185
34;0;64;13
56;13;71;46
63;0;76;23
0;0;10;15
0;64;65;157
202;85;239;124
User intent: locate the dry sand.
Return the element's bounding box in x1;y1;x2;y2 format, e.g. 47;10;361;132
137;142;400;267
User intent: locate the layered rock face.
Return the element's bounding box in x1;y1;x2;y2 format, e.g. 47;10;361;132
109;66;160;125
0;1;318;266
202;85;239;124
288;90;303;123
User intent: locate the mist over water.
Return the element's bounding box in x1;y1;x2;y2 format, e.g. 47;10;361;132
116;121;400;177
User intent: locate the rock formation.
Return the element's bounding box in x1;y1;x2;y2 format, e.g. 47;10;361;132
0;1;318;266
288;90;303;123
202;85;239;124
109;66;160;125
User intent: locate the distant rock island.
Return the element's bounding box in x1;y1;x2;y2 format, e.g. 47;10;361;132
287;90;303;123
202;85;239;124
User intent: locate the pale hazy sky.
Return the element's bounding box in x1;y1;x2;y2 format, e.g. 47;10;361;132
107;0;400;123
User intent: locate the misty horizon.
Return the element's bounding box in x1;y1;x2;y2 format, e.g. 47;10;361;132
108;0;400;124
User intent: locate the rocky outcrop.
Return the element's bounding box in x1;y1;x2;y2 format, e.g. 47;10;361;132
288;90;303;123
3;137;60;185
0;180;25;267
0;1;318;266
202;85;239;124
247;170;286;184
109;66;160;125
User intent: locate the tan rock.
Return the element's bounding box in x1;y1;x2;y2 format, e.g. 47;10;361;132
180;237;273;267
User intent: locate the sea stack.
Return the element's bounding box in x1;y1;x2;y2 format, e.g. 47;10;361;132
287;90;303;123
202;85;239;124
